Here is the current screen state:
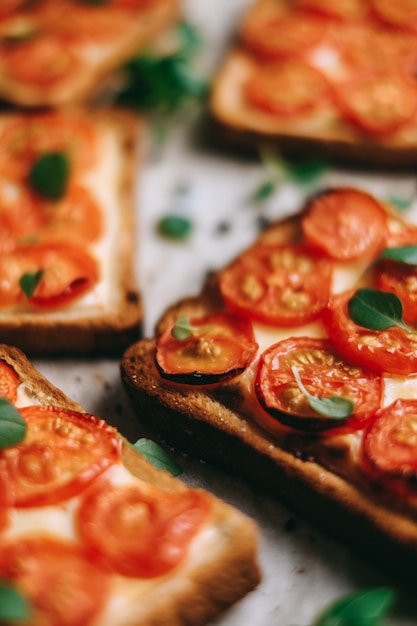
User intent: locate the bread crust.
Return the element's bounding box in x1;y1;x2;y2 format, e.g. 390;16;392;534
0;108;143;356
0;342;261;626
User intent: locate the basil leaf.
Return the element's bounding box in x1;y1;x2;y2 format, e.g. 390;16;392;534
28;152;70;201
0;583;31;621
284;157;328;185
19;269;44;298
132;438;182;476
0;397;26;449
251;180;276;203
387;195;411;211
171;315;195;340
379;245;417;265
292;366;353;419
157;214;193;241
313;587;396;626
177;20;203;58
348;288;413;333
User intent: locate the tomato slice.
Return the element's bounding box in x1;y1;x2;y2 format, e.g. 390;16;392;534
241;11;327;61
77;477;211;578
293;0;367;20
336;74;417;136
301;187;388;261
155;312;258;385
324;290;417;375
0;463;12;532
255;337;382;433
384;215;417;247
373;259;417;325
0;242;99;309
0;536;110;626
0;180;45;249
371;0;417;32
362;399;417;497
245;61;331;118
220;243;332;327
0;360;20;403
1;406;121;507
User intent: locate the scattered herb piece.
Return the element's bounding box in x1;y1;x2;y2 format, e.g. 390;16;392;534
171;315;197;341
157;214;193;241
0;584;31;621
251;180;276;204
387;195;411;211
0;397;27;449
19;270;44;298
292;365;354;419
28;152;70;201
312;587;396;626
379;245;417;265
348;288;415;334
285;157;328;185
131;438;182;476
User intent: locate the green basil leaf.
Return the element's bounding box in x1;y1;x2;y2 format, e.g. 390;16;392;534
313;587;396;626
0;583;31;620
292;366;353;419
177;20;203;58
19;269;44;298
171;315;194;340
157;214;193;240
251;180;276;203
0;397;26;449
387;195;411;211
28;152;70;201
348;288;412;333
132;438;182;476
284;157;328;185
379;245;417;265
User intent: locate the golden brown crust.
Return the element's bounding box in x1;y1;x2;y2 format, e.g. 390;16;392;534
0;108;143;356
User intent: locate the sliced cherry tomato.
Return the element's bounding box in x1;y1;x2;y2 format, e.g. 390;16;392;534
77;477;211;578
336;74;417;136
0;242;99;309
0;360;20;403
220;243;332;327
0;113;97;180
373;259;417;324
0;536;110;626
294;0;367;20
0;180;45;248
301;187;388;261
371;0;417;32
384;215;417;247
155;311;258;385
324;290;417;375
0;463;12;532
0;406;121;507
255;337;382;433
0;1;27;19
362;399;417;497
44;5;131;44
241;12;327;61
245;61;331;118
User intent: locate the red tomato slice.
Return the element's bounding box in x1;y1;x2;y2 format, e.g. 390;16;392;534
0;463;12;532
0;536;109;626
155;312;258;385
1;406;121;507
324;290;417;375
362;399;417;497
0;1;26;19
0;243;99;309
43;6;131;44
0;360;20;403
294;0;367;20
373;259;417;325
220;243;332;327
336;74;417;136
241;12;327;61
0;113;97;180
77;477;211;578
0;181;45;249
301;187;388;261
384;216;417;247
371;0;417;32
255;337;382;433
245;61;332;117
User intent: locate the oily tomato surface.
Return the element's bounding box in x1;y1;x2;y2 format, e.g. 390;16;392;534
363;399;417;497
220;243;332;327
0;360;20;403
255;337;382;433
301;187;388;261
77;477;211;577
155;311;258;384
0;463;12;532
0;536;109;626
245;60;331;117
371;0;417;31
324;290;417;375
1;406;121;507
373;259;417;325
0;242;99;309
294;0;367;20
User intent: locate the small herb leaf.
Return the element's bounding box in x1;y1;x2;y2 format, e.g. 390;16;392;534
19;269;44;298
251;180;276;203
348;288;413;333
0;583;31;620
313;587;396;626
292;366;354;419
28;152;70;201
0;397;26;449
379;245;417;265
132;438;182;476
171;315;194;341
387;195;411;211
284;157;328;185
157;214;193;241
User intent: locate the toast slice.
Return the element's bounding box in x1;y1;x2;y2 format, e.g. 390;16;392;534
121;187;417;585
0;0;181;107
210;0;417;168
0;108;142;356
0;342;260;625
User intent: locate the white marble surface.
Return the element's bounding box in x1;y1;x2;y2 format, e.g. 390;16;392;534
33;1;417;624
